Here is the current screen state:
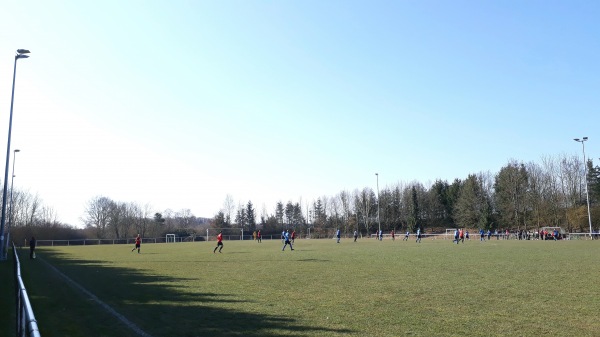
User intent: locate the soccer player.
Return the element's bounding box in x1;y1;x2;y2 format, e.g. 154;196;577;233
403;231;409;241
213;231;224;253
257;230;262;243
459;229;465;243
336;229;341;243
391;229;395;241
353;230;358;242
131;234;141;253
291;230;296;244
282;230;294;251
453;229;459;244
416;228;422;243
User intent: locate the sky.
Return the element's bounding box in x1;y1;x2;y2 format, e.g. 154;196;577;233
0;1;599;227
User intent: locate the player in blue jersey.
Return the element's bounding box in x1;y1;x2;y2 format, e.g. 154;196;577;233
282;230;294;251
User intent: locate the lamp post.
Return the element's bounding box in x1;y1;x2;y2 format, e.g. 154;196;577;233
574;137;593;239
0;49;29;260
376;173;381;239
4;149;20;255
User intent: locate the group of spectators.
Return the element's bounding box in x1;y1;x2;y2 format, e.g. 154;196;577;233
473;228;564;241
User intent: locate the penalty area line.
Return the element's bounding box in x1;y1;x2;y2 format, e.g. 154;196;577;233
41;258;153;337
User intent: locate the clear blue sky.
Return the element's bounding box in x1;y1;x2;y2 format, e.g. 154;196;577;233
1;1;598;226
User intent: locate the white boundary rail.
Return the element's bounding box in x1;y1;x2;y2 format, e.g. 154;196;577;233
12;244;41;337
28;232;598;247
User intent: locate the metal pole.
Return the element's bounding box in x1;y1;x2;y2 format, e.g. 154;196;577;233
376;173;381;238
4;149;19;255
574;137;593;239
0;51;29;260
582;141;593;239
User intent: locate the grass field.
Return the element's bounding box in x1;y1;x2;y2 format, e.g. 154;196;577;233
3;237;600;337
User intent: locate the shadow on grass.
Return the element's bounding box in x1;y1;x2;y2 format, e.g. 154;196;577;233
24;249;354;337
296;258;330;262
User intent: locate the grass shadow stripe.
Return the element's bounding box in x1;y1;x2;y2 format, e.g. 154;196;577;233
40;257;153;337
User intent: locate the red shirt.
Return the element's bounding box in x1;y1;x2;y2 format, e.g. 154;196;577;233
135;237;141;245
217;233;223;243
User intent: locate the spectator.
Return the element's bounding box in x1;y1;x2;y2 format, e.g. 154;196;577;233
29;236;36;259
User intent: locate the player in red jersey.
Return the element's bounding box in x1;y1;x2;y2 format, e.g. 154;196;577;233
213;231;224;253
131;234;141;253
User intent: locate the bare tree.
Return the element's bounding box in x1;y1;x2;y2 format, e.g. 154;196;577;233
84;196;113;238
139;203;154;237
541;155;566;227
223;194;234;225
339;190;352;234
330;195;341;232
354;188;375;234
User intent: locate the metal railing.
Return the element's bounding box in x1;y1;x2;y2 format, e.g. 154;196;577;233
12;244;41;337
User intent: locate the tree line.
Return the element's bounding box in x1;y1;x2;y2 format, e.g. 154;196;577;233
212;154;600;237
6;153;600;242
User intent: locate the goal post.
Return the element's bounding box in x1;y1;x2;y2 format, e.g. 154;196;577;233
165;234;176;243
205;228;245;241
445;229;457;239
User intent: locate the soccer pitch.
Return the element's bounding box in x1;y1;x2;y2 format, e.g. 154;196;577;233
15;238;600;336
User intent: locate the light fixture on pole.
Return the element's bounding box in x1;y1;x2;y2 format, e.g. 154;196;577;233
4;149;20;255
0;49;29;260
574;137;593;239
376;173;381;239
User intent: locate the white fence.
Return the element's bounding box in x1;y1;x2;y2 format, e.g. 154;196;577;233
12;244;41;337
33;234;291;247
27;232;600;247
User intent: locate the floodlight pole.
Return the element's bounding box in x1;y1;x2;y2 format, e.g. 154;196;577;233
0;50;29;260
574;137;593;239
4;149;20;255
376;173;381;238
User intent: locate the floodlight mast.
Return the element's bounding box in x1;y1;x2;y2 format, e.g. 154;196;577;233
0;49;30;260
4;149;20;255
376;173;381;238
573;137;593;239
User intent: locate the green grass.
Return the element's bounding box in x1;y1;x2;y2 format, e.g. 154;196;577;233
4;238;600;336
